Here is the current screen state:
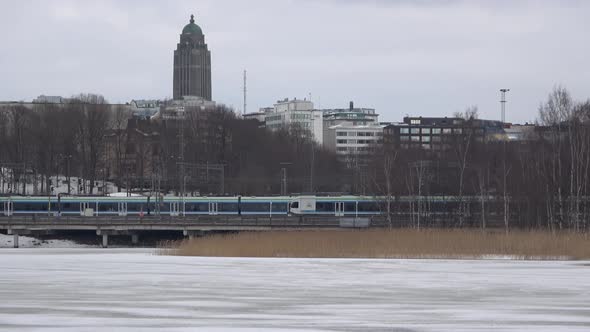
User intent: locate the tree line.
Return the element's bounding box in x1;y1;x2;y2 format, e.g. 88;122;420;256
1;87;589;231
0;94;350;196
368;87;590;232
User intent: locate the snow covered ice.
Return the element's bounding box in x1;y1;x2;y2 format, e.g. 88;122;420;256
0;249;589;331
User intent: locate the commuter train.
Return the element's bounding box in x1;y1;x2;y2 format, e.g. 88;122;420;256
0;195;383;217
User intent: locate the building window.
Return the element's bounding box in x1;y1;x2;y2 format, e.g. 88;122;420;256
454;128;463;134
410;119;421;125
400;128;410;134
400;136;410;142
336;132;347;136
432;136;441;142
442;128;452;134
337;139;347;144
422;136;431;142
421;128;431;134
410;128;420;134
432;128;441;134
422;144;431;149
411;136;420;142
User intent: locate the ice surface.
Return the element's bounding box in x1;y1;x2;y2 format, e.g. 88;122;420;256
0;249;589;331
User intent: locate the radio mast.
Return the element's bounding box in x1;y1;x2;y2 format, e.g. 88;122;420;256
500;89;510;123
243;70;247;116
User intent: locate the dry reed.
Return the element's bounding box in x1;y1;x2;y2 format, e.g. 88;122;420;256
159;229;590;260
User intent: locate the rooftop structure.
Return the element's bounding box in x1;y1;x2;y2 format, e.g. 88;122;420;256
129;100;161;119
322;101;379;128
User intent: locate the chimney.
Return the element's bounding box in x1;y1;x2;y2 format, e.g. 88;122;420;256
349;101;354;111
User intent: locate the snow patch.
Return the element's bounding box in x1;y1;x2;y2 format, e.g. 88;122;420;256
0;233;88;248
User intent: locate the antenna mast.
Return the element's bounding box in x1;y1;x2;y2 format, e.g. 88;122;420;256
500;89;510;123
243;70;247;116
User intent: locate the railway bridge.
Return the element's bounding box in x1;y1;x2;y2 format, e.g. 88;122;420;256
0;215;377;248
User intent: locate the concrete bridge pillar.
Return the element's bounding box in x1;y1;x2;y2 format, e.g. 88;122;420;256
102;234;108;248
183;230;204;240
131;234;139;245
7;229;31;248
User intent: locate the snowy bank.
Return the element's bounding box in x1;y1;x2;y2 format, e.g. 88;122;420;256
0;233;88;248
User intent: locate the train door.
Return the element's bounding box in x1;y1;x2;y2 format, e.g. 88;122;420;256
3;200;13;216
80;202;92;216
335;202;344;216
170;202;180;216
118;202;128;216
208;202;218;216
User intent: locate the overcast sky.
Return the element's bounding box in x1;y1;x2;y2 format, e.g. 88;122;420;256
1;0;589;123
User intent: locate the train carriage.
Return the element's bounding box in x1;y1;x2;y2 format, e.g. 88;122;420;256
0;195;384;217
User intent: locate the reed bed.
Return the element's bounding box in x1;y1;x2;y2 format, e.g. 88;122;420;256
159;229;590;260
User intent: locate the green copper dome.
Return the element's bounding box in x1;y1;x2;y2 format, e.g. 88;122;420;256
182;14;203;35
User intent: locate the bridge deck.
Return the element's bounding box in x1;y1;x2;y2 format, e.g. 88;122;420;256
0;215;380;232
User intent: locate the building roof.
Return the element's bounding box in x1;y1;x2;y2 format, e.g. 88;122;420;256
328;123;385;130
182;14;203;35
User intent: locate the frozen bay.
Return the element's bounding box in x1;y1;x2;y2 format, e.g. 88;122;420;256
0;249;589;331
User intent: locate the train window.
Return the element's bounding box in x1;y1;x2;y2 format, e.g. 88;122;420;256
98;203;117;212
241;203;270;212
316;202;333;212
344;202;356;212
159;202;171;212
146;202;155;213
290;202;299;209
218;203;238;212
13;203;34;211
127;203;143;212
60;202;79;212
273;203;288;212
358;202;380;212
185;202;208;212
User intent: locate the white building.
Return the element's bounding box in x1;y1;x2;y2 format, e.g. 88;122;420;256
32;95;65;104
252;98;323;145
323;123;385;161
321;102;383;161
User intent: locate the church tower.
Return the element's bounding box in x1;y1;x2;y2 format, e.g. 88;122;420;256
173;14;212;100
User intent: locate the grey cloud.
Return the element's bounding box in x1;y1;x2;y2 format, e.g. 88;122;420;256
0;0;589;123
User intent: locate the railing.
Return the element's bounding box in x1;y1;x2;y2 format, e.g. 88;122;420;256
0;215;369;228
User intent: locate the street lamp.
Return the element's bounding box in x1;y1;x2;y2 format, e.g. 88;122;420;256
279;162;292;196
59;154;73;194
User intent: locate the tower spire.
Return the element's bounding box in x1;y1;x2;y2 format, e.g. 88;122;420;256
190;14;194;24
